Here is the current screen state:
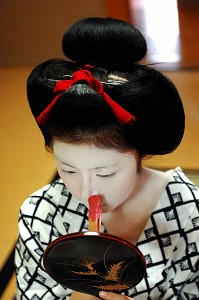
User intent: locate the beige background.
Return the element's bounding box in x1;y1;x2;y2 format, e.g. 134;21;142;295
0;1;199;299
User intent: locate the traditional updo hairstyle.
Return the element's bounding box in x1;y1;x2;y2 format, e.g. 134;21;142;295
27;17;185;158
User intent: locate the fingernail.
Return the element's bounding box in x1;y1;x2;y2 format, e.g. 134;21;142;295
99;291;108;298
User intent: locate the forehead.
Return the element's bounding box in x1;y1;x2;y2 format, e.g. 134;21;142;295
53;141;136;167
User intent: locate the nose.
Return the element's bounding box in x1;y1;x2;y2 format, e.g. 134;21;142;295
80;171;97;204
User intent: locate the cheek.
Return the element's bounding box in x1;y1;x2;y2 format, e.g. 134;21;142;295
101;171;136;206
109;179;134;200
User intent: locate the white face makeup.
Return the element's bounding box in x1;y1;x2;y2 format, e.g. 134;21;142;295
53;141;139;213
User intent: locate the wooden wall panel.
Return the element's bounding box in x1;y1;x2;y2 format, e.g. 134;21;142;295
0;0;107;65
106;0;131;22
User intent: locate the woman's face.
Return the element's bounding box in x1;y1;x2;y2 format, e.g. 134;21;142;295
53;140;140;213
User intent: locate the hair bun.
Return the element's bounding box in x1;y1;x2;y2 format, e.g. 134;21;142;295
62;17;147;69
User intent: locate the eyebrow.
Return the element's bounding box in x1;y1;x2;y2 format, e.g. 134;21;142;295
62;162;76;168
61;162;117;170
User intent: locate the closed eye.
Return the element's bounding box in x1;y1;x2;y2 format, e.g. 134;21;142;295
61;170;76;174
97;172;116;178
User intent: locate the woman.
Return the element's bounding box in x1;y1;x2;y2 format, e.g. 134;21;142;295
15;17;199;299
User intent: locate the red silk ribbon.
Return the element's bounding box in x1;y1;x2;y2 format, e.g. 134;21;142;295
37;69;135;126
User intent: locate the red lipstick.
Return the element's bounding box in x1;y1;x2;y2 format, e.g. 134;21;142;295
88;194;102;232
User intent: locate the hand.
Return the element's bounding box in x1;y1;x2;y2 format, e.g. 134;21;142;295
99;291;133;300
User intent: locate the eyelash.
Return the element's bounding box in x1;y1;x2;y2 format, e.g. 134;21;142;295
61;170;116;178
97;172;116;178
62;170;76;174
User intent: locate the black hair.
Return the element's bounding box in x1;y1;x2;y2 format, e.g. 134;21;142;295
27;17;185;157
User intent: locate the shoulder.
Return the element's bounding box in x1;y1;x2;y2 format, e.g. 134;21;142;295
20;178;66;210
19;178;83;218
151;167;199;230
18;179;88;241
160;167;199;231
168;167;198;185
165;167;199;202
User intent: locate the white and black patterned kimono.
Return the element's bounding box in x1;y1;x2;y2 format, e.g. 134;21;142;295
15;168;199;299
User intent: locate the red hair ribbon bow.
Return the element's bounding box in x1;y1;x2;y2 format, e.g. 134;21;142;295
37;69;135;126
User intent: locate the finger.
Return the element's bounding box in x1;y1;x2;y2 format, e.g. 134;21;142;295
99;291;133;300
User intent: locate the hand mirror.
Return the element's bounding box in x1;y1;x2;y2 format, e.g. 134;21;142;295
43;195;146;298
